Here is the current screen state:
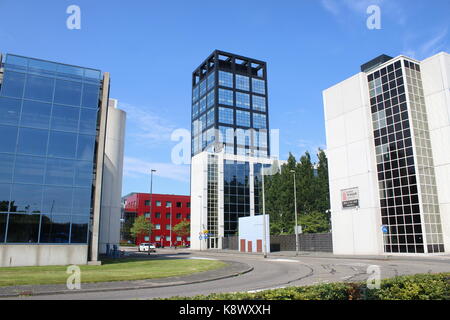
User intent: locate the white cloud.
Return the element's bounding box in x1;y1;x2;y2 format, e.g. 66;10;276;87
123;156;190;183
120;102;177;145
403;27;449;60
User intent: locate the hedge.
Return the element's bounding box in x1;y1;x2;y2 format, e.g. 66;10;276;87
167;273;450;300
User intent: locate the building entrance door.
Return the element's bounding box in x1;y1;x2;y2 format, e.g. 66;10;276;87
208;237;218;249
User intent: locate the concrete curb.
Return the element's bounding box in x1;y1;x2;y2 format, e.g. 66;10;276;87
0;260;253;299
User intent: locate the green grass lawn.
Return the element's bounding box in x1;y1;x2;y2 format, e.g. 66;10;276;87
0;258;226;287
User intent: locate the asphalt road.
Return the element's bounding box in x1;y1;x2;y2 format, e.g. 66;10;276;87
7;249;450;300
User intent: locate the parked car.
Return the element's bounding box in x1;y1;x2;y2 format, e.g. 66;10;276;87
138;243;156;252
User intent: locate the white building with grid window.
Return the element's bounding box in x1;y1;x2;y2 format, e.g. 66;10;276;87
323;52;450;255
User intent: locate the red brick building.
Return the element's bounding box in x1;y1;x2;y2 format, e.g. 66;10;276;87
122;193;191;247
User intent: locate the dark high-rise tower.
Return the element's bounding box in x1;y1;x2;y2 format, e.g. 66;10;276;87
191;50;270;158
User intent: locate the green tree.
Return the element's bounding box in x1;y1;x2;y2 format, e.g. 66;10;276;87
130;215;153;241
299;211;331;233
265;150;331;235
173;219;190;238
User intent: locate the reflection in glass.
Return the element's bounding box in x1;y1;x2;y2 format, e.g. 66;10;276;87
77;134;95;160
0;213;6;242
20;100;52;129
10;184;43;213
6;213;40;243
72;187;91;215
0;125;18;153
24;74;54;102
54;79;82;106
39;215;70;243
74;161;93;187
17;127;48;156
0;184;11;212
47;131;77;158
0;97;21;125
79;109;98;134
71;215;89;243
42;186;73;214
13;155;46;184
0;155;14;183
51;104;80;132
45;158;75;186
0;71;26;98
81;83;100;108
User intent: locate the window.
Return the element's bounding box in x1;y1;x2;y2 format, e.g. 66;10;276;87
166;213;171;219
165;224;171;230
199;79;206;97
0;97;21;126
155;224;161;230
51;105;80;132
192;86;199;102
187;236;191;241
81;83;100;109
219;89;233;106
236;129;251;146
236;92;250;109
207;109;215;127
144;236;149;241
166;201;172;208
176;202;182;208
219;71;233;88
48;131;77;158
219;107;234;124
1;71;26;98
14;155;46;184
54;80;82;106
207;72;215;90
199;96;206;113
144;213;150;218
155;235;161;241
192;102;199;119
252;95;266;112
253;113;267;129
252;78;265;94
219;126;234;144
17;127;48;156
144;200;150;206
76;134;95;160
45;158;75;186
236;110;250;127
187;202;190;208
24;75;54;102
20;100;51;129
176;236;182;241
0;126;18;153
165;235;171;241
207;90;215;108
156;201;161;206
187;214;190;219
79;109;98;135
176;213;182;219
155;212;161;218
236;75;249;91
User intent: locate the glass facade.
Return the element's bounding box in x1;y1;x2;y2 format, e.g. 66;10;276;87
191;50;270;157
223;160;250;236
0;54;102;244
368;58;444;254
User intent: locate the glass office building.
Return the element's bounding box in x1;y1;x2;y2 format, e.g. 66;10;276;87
0;53;123;266
190;51;279;250
191;50;270;158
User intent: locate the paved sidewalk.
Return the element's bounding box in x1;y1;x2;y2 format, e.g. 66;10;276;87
0;259;252;298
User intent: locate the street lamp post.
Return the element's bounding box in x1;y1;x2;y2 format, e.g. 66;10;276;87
290;170;299;256
148;169;156;255
198;195;203;251
261;166;267;259
169;203;172;248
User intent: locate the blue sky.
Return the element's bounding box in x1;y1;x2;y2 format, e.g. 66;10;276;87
0;0;449;197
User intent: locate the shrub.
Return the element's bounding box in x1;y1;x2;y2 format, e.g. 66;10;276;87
164;273;450;300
